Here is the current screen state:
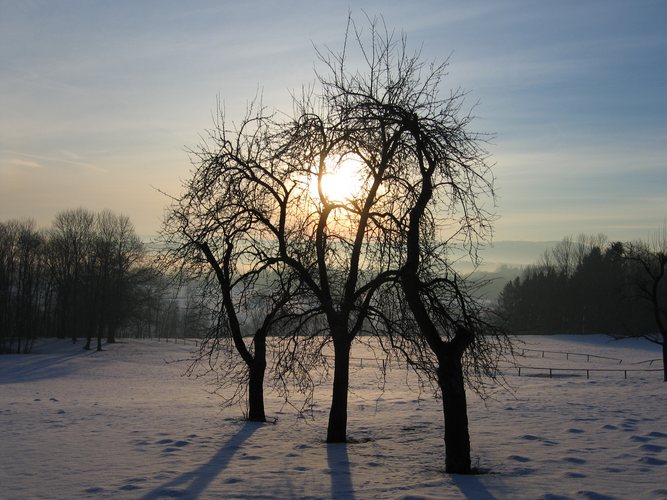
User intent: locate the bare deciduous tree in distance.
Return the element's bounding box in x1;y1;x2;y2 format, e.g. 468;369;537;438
47;208;144;351
0;219;46;354
50;208;95;344
91;210;144;350
624;226;667;381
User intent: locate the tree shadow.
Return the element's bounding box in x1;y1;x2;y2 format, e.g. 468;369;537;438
451;472;497;500
139;421;262;499
327;443;355;499
0;350;90;383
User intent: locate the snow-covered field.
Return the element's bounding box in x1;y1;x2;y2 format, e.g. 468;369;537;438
0;335;665;499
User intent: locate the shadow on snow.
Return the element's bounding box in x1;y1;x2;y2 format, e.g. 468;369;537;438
139;421;262;499
327;443;355;499
0;350;91;383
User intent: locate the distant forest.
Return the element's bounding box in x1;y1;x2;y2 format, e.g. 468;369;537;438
497;233;666;338
0;209;205;354
2;211;665;355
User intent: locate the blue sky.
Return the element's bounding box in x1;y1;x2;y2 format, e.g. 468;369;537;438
1;0;666;243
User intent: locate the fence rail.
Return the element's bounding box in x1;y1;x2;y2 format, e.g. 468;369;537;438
516;347;623;364
512;365;662;379
141;337;663;379
154;336;200;347
629;358;662;366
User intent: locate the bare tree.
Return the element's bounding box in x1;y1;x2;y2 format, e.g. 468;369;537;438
371;272;508;473
49;208;95;344
0;210;154;351
92;210;144;347
624;226;667;381
164;15;506;466
0;219;48;354
46;208;145;350
308;17;506;470
160;105;320;421
163;91;400;438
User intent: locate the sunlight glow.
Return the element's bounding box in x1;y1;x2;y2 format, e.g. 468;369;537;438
309;156;364;203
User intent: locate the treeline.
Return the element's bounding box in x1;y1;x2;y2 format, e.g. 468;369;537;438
498;234;662;336
0;208;206;354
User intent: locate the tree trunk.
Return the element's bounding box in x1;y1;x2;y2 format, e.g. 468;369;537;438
247;331;267;422
96;324;103;351
327;334;351;443
662;333;666;382
107;329;116;344
438;351;472;474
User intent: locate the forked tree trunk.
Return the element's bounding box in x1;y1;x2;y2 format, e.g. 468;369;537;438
327;333;351;443
247;331;267;422
438;351;472;474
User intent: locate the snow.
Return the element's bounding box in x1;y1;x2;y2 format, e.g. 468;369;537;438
0;335;665;499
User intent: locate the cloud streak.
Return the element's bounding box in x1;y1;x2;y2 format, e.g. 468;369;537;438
8;158;45;170
1;150;106;174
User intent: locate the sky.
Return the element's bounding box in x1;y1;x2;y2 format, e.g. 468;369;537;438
1;0;666;244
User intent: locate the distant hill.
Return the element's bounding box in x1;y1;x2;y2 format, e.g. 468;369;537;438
453;240;557;272
479;240;559;269
457;241;560;302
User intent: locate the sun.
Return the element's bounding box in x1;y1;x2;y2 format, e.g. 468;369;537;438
309;156;363;203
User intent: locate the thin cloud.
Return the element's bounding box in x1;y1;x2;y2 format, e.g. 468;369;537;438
1;150;107;174
9;158;44;170
59;149;84;161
